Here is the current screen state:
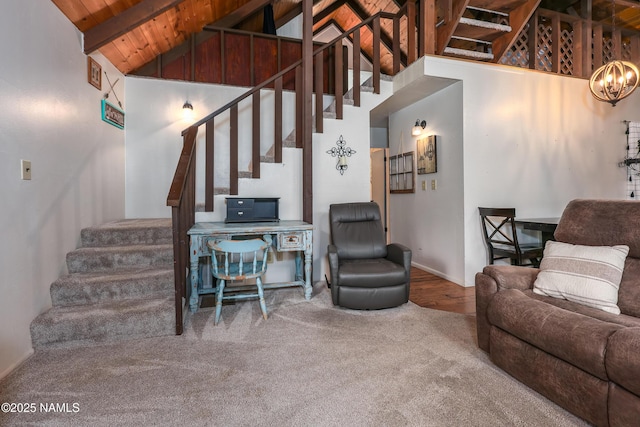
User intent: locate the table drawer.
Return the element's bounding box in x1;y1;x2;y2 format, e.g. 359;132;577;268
227;198;254;209
227;208;252;222
277;231;305;251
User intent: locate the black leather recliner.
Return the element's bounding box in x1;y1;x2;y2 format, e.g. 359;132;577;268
327;202;412;309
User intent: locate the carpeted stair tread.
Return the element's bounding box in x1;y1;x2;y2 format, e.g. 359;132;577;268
81;218;172;247
67;244;173;273
30;297;175;349
51;267;174;306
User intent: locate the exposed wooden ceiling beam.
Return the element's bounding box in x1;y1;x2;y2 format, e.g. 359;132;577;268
313;0;347;24
83;0;185;54
208;0;273;29
342;0;407;65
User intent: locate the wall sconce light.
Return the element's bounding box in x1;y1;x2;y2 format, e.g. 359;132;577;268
326;135;356;175
412;119;426;136
182;101;194;121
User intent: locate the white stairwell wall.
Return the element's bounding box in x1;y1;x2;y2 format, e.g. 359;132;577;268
1;2;125;378
125;72;392;283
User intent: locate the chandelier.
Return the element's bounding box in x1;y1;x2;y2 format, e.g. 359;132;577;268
589;0;639;106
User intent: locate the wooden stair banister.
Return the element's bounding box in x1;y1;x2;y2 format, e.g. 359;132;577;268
166;126;197;335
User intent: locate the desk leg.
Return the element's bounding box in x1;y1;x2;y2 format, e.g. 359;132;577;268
295;252;303;282
303;231;312;300
189;239;201;312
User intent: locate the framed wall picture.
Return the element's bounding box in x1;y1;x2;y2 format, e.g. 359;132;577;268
417;135;437;174
88;57;102;90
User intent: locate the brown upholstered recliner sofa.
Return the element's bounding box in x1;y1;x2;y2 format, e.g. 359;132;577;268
476;199;640;426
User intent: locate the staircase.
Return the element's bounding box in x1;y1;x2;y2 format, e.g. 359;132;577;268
30;219;175;348
440;0;539;62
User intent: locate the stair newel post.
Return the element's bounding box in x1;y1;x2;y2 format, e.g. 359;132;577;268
252;91;261;178
275;76;283;161
334;39;344;120
353;27;361;107
168;125;198;334
393;15;401;74
230;105;239;195
205;119;214;211
314;53;324;133
373;17;381;94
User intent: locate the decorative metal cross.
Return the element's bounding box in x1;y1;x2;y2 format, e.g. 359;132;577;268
326;135;356;175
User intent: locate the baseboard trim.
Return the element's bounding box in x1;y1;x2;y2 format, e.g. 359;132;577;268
0;348;34;381
411;262;469;288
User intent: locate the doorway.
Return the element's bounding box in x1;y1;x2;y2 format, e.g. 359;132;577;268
370;148;390;242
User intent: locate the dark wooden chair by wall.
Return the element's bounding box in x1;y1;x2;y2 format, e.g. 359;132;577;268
478;207;543;267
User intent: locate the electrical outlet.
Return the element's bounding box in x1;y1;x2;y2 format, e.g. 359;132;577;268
21;160;31;180
431;179;437;190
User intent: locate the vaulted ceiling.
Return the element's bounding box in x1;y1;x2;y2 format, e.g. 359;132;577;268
52;0;640;75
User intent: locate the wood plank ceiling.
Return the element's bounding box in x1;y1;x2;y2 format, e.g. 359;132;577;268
52;0;640;75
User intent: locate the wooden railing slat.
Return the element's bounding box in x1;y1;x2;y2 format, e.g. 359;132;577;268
275;76;283;161
373;18;380;94
295;67;303;148
205;119;214;211
252;92;261;178
552;15;560;74
314;54;323;134
230;105;238;195
334;41;343;120
353;28;361;107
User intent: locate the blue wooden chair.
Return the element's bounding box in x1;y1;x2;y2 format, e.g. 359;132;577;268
207;237;271;325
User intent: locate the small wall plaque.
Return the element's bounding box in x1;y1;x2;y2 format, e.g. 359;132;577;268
88;57;102;90
101;99;125;129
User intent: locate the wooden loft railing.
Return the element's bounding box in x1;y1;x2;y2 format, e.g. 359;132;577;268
165;7;423;334
500;8;640;77
133;26;338;92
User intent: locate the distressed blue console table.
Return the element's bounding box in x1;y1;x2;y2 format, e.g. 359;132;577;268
187;221;313;312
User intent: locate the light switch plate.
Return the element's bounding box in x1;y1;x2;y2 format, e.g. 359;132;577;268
21;160;31;180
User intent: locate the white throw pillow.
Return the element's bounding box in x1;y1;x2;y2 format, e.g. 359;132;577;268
532;241;629;314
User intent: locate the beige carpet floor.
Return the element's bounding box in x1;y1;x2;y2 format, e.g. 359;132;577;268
0;283;588;426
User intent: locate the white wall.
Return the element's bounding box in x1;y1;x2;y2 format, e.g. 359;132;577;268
313;81;393;279
0;3;125;378
125;77;298;219
389;82;465;284
389;56;637;287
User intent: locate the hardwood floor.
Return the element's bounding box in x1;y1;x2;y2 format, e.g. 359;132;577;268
409;267;476;315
